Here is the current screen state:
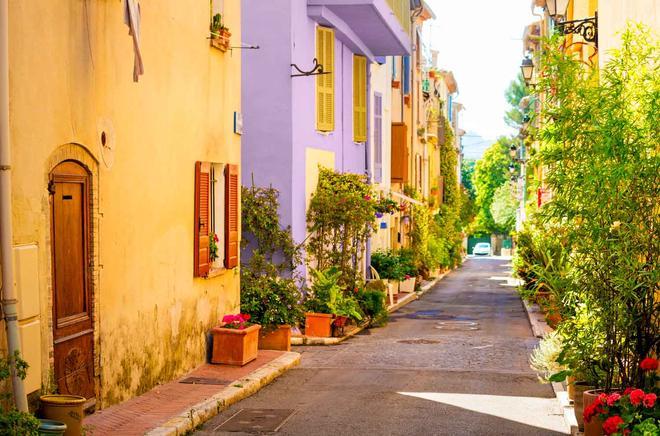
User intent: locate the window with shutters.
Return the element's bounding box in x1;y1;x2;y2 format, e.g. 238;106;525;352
353;55;367;143
316;26;335;132
373;93;383;183
194;161;239;277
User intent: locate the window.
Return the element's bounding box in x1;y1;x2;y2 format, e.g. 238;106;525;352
402;56;410;95
316;26;335;131
373;93;383;182
194;161;239;277
353;55;367;143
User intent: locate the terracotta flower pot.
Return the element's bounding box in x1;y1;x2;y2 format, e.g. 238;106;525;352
573;381;594;431
583;389;604;436
210;324;260;366
567;376;576;402
258;325;291;352
305;312;333;338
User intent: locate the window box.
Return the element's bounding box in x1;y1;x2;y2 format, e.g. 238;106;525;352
210;28;231;52
392;80;401;89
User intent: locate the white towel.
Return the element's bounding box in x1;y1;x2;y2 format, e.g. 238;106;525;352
124;0;144;82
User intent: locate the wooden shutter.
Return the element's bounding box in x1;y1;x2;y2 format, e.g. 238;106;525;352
391;122;408;183
373;93;383;182
353;55;367;142
316;26;334;131
194;161;211;277
224;164;239;269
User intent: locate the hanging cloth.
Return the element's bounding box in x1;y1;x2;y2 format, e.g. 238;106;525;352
123;0;144;82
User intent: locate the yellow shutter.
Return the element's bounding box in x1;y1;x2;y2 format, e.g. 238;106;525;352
316;27;335;131
353;55;367;142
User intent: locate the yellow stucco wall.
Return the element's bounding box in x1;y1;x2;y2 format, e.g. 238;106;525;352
7;0;241;407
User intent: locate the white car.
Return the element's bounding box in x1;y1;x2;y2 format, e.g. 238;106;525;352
473;242;491;256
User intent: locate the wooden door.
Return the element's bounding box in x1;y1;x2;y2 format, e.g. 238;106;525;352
50;161;95;400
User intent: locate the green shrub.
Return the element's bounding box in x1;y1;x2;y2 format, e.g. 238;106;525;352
358;281;388;326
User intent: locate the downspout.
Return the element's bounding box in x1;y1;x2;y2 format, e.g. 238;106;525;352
365;61;371;278
0;0;28;412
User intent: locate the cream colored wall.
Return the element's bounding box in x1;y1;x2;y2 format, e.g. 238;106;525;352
598;0;659;67
8;0;241;406
305;148;336;212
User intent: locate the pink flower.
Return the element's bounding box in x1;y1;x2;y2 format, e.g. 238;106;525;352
629;389;645;406
643;393;656;408
606;393;621;406
222;314;238;323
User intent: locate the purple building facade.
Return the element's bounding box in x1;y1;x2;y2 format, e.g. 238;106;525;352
241;0;411;248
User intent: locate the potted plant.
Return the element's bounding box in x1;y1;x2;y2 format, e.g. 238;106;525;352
397;249;417;293
241;275;303;351
370;250;403;304
327;285;363;337
210;13;231;52
0;352;40;435
210;314;260;366
304;268;340;338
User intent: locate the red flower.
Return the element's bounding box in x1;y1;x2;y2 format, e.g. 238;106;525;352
623;387;634;396
242;314;251;321
606;393;621;406
629;389;645;406
213;233;219;242
597;393;608;404
602;416;624;435
642;393;656;408
640;357;659;371
364;195;371;201
583;402;603;423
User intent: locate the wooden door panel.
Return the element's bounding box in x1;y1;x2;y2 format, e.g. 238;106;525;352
51;161;94;400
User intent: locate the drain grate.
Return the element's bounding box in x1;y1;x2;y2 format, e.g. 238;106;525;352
179;377;229;385
435;320;479;331
214;409;296;433
397;339;442;345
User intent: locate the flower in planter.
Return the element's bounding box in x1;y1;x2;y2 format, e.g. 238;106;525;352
629;389;645;406
209;232;220;261
642;393;656;408
602;415;624;435
606;393;621;406
220;313;252;330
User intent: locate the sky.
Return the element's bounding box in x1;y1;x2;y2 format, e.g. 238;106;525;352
423;0;536;159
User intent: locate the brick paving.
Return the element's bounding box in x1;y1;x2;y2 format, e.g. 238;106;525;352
85;350;284;435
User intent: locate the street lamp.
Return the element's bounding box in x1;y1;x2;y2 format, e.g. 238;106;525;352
510;144;517;158
520;58;534;85
543;0;570;20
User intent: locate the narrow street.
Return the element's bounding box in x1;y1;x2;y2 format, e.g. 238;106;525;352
196;258;568;435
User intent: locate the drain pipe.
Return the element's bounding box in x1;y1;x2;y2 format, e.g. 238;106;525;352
0;0;28;412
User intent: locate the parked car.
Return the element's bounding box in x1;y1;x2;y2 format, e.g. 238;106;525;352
473;242;491;256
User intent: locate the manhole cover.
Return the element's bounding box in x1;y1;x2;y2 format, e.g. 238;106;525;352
179;377;229;385
435;321;480;331
397;339;442;345
214;409;296;433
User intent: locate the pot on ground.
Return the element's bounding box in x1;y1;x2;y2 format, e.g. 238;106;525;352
583;389;604;436
258;325;291;351
305;312;333;338
399;277;416;293
210;324;260;366
39;395;85;436
38;419;67;436
573;382;595;431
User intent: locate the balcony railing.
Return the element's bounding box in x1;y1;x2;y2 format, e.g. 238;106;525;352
387;0;411;36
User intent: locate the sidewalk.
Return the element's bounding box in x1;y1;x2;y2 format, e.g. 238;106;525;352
85;350;300;435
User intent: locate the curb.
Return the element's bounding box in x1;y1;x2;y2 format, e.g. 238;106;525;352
145;351;301;436
522;298;553;338
387;291;418;313
551;381;579;435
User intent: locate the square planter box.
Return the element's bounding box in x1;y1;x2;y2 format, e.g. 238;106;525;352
305;312;333;338
258;325;291;352
210;324;260;366
399;277;416;293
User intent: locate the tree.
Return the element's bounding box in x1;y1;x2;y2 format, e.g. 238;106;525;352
461;159;476;199
473;137;514;234
504;73;530;129
490;182;517;234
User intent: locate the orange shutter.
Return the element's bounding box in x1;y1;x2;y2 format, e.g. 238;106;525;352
391;122;408;183
224;164;239;269
194;161;211;277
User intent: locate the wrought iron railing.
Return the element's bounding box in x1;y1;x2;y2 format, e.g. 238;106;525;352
386;0;411;36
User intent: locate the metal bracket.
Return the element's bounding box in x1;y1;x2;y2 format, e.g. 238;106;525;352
47;180;56;195
291;58;331;77
556;12;598;46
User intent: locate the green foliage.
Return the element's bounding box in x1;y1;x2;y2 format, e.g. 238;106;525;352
241;185;303;329
370;251;405;281
307;169;376;289
504;72;531;129
0;351;39;436
533;25;659;390
632;419;659;436
489;182;517;234
473;137;515;234
357;282;388;326
305;268;362;321
461;159;476;199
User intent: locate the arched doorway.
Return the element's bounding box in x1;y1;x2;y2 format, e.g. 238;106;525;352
49;160;95;400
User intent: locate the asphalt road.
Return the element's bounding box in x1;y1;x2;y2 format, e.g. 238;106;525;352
196;257;568;436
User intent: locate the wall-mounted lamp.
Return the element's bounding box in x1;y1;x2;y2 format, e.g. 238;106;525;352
542;0;598;46
520;57;534;85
